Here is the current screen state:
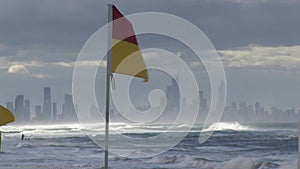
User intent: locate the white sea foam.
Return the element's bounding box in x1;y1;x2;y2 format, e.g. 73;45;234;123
201;122;250;132
278;159;297;169
148;155;218;168
148;155;285;169
217;157;254;169
176;156;218;168
16;142;33;149
0;125;22;133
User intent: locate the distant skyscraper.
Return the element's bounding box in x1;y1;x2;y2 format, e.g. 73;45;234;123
239;101;246;111
62;94;76;121
90;104;100;120
218;80;225;105
35;105;42;121
255;102;261;114
171;78;180;112
166;85;172;111
53;102;57;121
15;95;24;122
166;78;180;113
6;102;14;112
199;91;203;100
24;99;30;121
231;102;237;111
199;90;207;112
43;87;52;121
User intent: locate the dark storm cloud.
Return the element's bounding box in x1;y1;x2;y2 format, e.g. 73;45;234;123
111;0;300;49
1;0;300;109
0;0;106;64
0;0;299;57
0;0;104;46
0;0;299;84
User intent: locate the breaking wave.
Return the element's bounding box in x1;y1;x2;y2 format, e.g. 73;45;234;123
148;155;280;169
201;122;250;132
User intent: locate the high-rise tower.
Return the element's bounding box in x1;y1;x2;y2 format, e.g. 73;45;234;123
24;99;30;121
15;95;24;121
43;87;52;121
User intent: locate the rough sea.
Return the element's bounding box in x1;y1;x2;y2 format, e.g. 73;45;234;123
0;122;297;169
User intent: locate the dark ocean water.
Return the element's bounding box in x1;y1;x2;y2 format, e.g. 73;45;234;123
0;122;297;169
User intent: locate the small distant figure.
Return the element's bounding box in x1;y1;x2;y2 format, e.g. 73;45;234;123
21;134;30;141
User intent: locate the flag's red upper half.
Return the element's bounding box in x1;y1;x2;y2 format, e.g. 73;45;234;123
112;5;138;45
111;5;148;82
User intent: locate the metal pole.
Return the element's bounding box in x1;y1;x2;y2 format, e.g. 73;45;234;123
0;130;1;163
0;130;2;153
104;4;113;169
298;122;300;169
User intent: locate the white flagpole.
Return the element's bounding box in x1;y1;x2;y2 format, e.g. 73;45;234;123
298;122;300;169
104;4;113;169
0;130;1;162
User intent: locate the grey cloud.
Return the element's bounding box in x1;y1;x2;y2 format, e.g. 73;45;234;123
219;45;300;73
1;0;299;52
1;0;300;108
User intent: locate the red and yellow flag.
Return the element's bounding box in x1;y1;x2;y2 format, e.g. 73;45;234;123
0;105;15;126
111;5;148;82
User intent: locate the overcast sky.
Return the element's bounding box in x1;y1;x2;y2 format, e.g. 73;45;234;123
1;0;300;114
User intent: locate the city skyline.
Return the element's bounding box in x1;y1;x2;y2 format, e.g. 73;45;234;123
4;85;300;124
5;87;77;123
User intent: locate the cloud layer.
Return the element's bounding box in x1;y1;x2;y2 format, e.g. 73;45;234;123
219;45;300;72
0;0;300;109
8;64;29;74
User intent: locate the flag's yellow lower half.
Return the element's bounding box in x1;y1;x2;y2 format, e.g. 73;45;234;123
112;39;148;82
0;105;15;126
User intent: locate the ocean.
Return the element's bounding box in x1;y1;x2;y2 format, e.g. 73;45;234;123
0;122;297;169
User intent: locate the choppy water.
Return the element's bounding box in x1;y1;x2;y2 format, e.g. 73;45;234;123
0;122;297;169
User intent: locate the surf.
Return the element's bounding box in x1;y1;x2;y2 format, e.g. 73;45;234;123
201;122;250;132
